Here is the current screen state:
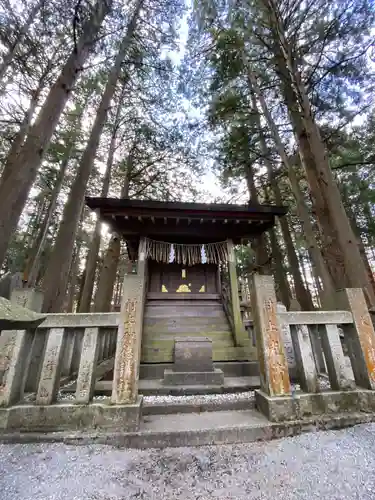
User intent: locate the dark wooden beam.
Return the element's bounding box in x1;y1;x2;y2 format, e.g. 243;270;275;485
99;206;279;222
86;196;288;218
104;216;274;243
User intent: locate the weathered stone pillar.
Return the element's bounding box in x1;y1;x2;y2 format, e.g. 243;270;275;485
75;327;100;403
319;324;355;390
227;239;247;346
251;274;291;397
61;330;76;378
0;329;33;406
24;332;46;392
101;331;107;360
10;288;43;312
109;331;116;356
104;331;111;359
70;330;84;374
35;327;66;405
97;331;104;362
338;288;375;390
290;324;320;393
100;331;107;359
277;303;297;378
111;238;147;404
289;299;326;374
308;326;327;374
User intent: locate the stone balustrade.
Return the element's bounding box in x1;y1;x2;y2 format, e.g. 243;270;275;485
250;274;375;422
2;272;375;434
0;313;141;433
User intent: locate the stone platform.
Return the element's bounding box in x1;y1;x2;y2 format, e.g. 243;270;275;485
61;375;260;396
1;406;375;449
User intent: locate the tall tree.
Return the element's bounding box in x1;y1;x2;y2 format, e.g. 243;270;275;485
42;1;143;312
0;0;112;269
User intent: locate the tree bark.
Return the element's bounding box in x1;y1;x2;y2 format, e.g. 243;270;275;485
93;234;121;312
262;0;375;307
25;145;73;287
269;226;291;308
247;70;335;309
1;82;43;182
244;161;270;274
0;0;112;270
65;243;81;313
42;3;142;313
78;86;126;312
93;153;132;312
249;86;313;308
343;190;375;298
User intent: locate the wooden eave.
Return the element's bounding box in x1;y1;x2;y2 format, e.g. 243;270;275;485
85;197;288;251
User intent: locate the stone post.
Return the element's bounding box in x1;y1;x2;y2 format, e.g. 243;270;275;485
35;327;66;405
110;331;116;356
0;330;33;406
289;298;326;374
104;331;111;359
75;327;100;403
100;330;107;359
277;303;297;377
10;288;44;312
319;324;355;390
337;288;375;390
227;239;247;346
250;274;291;397
308;325;327;374
61;330;76;378
290;324;320;393
111;238;147;405
97;331;104;362
24;331;46;393
70;330;84;374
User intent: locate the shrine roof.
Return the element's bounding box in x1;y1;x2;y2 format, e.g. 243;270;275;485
85;197;288;246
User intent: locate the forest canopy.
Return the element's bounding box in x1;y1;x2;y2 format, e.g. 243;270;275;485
0;0;374;313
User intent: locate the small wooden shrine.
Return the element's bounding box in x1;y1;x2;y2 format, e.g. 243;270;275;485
86;197;287;365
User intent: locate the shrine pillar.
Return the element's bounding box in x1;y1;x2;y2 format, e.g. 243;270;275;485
227;239;248;346
111;237;147;404
250;273;291;396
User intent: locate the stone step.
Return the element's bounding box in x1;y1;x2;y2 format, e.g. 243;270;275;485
142;338;234;350
147;293;220;300
142;393;256;415
142;331;233;342
61;376;261;397
145;307;226;318
139;376;260;395
146;300;222;307
141;344;256;363
143;320;231;335
139;361;259;380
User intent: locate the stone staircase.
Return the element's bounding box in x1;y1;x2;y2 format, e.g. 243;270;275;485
141;298;254;363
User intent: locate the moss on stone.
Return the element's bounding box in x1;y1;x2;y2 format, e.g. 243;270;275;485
0;297;46;330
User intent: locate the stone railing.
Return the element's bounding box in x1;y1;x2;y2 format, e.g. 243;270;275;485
0;313;141;433
250;274;375;422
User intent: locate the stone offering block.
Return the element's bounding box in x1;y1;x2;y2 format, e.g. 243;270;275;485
163;368;224;386
173;337;214;373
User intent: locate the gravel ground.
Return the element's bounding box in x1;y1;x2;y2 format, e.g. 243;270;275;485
1;423;375;499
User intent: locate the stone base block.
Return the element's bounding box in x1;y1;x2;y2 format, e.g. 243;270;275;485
0;397;143;432
174;337;214;372
163;368;224;386
255;389;375;422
